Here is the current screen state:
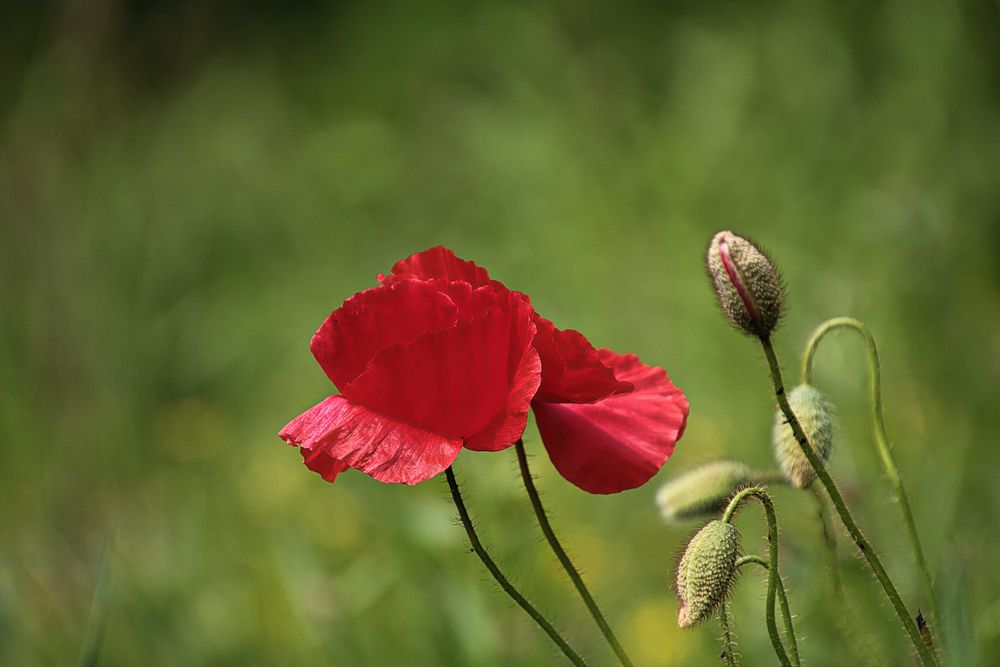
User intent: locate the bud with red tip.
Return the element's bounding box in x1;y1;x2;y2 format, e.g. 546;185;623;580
706;231;784;338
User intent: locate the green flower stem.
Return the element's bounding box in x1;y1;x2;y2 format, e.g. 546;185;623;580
759;336;938;667
722;486;791;667
514;441;633;667
801;317;939;632
735;555;800;667
812;486;886;667
445;467;589;667
719;601;739;667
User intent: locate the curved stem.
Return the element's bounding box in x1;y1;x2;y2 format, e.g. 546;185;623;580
759;336;938;666
736;555;800;667
445;467;589;667
801;317;939;633
514;441;633;667
719;601;739;667
722;486;791;667
735;555;769;568
812;486;886;667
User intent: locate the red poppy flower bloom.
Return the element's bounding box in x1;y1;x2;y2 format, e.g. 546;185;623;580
279;276;541;484
280;247;689;493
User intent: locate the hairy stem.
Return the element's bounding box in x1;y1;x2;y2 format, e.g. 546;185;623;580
735;555;800;667
723;486;791;667
801;317;938;633
445;467;589;666
812;486;887;667
514;441;633;667
719;601;739;667
759;336;938;666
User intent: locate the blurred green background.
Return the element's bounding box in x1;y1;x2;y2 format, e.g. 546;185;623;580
2;0;999;665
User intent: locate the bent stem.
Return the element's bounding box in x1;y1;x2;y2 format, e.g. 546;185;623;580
514;440;633;667
759;335;938;667
812;486;886;667
801;317;938;633
735;555;800;667
719;601;739;667
722;486;792;667
445;467;589;667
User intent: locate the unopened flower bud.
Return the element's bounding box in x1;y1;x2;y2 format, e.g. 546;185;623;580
675;520;740;628
656;461;754;523
773;384;834;489
706;231;784;337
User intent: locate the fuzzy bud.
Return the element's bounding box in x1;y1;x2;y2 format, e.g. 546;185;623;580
656;461;754;523
675;520;740;628
772;384;834;488
706;231;784;337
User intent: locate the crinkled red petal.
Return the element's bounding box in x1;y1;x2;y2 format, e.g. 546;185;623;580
532;350;689;494
344;289;539;447
279;395;463;485
310;280;458;391
532;315;633;404
378;246;493;288
300;447;350;483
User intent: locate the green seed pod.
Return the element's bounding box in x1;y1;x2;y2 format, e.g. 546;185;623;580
773;384;835;489
706;231;784;338
675;520;740;628
656;461;754;523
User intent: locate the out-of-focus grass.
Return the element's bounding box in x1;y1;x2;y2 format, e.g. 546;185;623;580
1;1;999;665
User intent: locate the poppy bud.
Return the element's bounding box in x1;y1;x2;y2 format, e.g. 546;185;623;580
772;384;834;489
656;461;754;523
675;520;740;628
706;231;784;338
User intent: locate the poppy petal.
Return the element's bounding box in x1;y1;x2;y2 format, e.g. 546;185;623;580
310;280;458;391
464;344;542;451
532;350;689;494
300;447;350;483
345;290;538;447
378;246;494;287
533;315;633;404
279;395;463;485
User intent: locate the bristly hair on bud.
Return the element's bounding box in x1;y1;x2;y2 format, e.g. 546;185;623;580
706;231;785;338
656;461;755;523
674;520;741;628
772;384;835;489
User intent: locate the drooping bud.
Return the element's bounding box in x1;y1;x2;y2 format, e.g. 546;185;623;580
656;461;754;523
675;520;740;628
706;231;784;337
772;384;834;489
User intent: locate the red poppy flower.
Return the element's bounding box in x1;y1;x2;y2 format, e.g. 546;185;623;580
530;346;689;494
280;246;689;493
279;277;541;484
